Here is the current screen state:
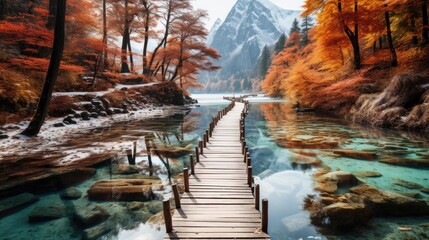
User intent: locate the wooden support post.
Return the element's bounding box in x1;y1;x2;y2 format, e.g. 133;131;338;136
184;168;189;192
247;157;251;167
133;141;137;163
199;141;203;154
126;149;135;165
163;199;173;233
247;166;252;187
262;198;269;233
255;184;260;211
244;150;247;163
172;184;181;209
205;130;209;143
242;141;246;154
190;155;195;175
195;147;200;162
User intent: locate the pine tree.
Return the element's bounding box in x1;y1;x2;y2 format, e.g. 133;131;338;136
301;16;314;46
274;33;287;52
259;45;271;77
289;18;301;35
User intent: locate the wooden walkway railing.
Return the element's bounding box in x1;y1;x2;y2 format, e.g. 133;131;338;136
163;100;270;239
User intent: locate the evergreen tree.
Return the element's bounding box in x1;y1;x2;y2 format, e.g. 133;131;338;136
274;33;287;52
289;18;301;35
301;16;314;46
259;45;271;77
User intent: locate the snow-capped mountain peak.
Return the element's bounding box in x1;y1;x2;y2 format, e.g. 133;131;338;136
207;18;223;45
207;0;301;81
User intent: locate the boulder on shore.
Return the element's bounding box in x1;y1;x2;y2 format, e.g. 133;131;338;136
379;157;429;168
87;179;161;201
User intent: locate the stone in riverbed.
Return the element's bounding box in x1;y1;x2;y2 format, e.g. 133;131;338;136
87;179;161;201
379;157;429;168
82;222;112;240
421;188;429;194
333;150;378;160
28;203;67;223
0;193;39;218
310;202;372;229
0;134;9;139
316;171;360;193
290;153;323;167
394;179;424;190
74;205;110;227
352;171;383;178
53;123;65;128
81;111;90;121
60;187;82;200
350;185;429;216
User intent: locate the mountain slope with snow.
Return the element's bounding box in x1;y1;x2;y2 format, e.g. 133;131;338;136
205;0;301;88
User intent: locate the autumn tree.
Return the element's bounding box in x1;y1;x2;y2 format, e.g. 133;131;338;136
22;0;66;136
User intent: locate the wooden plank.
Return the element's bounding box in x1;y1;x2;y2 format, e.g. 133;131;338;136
172;227;261;233
165;232;269;239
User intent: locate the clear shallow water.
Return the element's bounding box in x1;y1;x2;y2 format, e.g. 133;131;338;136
1;96;428;240
0;101;227;240
247;101;429;240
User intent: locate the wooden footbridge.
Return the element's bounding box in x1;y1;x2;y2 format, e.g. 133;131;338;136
163;99;270;239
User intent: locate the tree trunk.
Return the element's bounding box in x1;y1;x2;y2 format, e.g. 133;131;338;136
379;36;383;49
22;0;67;137
102;0;109;69
147;2;172;76
120;0;130;73
423;0;429;43
142;2;150;74
0;0;7;20
128;36;134;72
337;0;361;69
385;4;398;67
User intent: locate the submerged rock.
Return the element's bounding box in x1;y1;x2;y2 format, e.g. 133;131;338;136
310;202;372;230
394;179;424;190
333;150;377;160
60;187;82;200
87;179;161;201
316;171;360;193
82;222;112;240
352;171;383;178
290;153;323;167
350;185;429;216
379;157;429;168
0;193;39;218
28;203;67;223
74;205;110;227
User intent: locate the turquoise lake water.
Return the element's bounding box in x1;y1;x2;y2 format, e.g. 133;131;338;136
0;95;428;239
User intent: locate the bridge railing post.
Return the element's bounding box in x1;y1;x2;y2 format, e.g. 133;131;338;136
163;199;173;233
255;184;260;211
247;166;252;187
262;198;269;234
190;155;195;175
172;184;181;209
199;141;203;155
184;168;190;192
195;147;200;162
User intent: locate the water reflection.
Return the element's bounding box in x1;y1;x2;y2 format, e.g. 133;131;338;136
248;101;429;240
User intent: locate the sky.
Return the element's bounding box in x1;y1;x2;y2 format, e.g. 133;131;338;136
192;0;305;29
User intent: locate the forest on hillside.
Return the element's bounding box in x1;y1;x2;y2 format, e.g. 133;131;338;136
261;0;429;131
0;0;218;133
